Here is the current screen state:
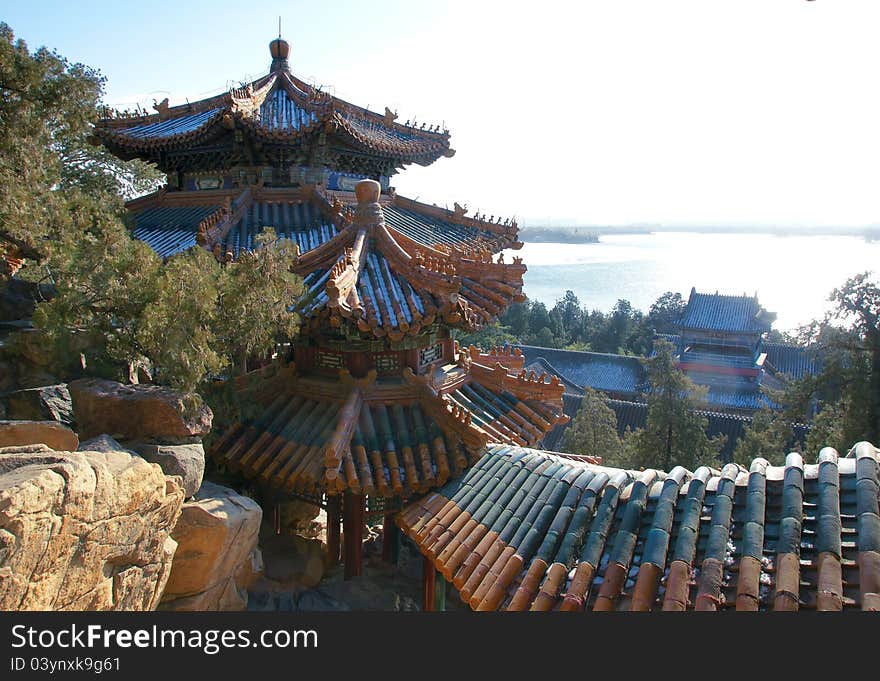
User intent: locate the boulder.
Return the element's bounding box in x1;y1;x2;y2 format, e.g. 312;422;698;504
277;499;322;537
0;443;184;610
159;481;262;611
0;420;78;452
126;442;205;498
3;384;74;427
260;532;325;588
69;378;212;442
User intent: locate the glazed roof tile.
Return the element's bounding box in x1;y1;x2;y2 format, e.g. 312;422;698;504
114;108;222;140
131;204;221;258
222;199;337;258
209;349;569;501
95;58;453;165
678;289;772;333
126;185;523;338
383;206;502;249
257;86;319;132
398;441;880;611
764;342;822;379
517;346;645;394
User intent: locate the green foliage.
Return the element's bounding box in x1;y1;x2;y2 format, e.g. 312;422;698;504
732;407;788;466
0;22;161;267
626;340;725;471
213;229;303;366
455;322;517;350
805;400;848;457
32;195;164;380
825;272;880;445
563;388;627;464
473;289;686;356
2;24;301;394
36;233;303;394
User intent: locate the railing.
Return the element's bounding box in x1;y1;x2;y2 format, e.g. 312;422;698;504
679;350;755;368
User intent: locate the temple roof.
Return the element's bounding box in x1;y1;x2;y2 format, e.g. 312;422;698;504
209;345;570;501
519;345;645;395
764;341;822;380
678;288;773;334
127;181;524;338
93;38;454;171
398;441;880;611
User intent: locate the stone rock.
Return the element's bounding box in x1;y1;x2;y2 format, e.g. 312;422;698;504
260;533;325;588
13;369;62;391
0;420;78;452
293;589;350;611
69;378;213;442
294;577;418;612
0;278;53;323
0;361;15;396
0;443;184;610
126;442;205;498
159;481;262;611
77;434;129;453
4;384;74;427
278;499;321;537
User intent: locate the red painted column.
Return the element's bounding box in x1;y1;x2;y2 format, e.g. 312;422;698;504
343;492;365;580
381;511;396;563
422;555;436;611
326;495;342;566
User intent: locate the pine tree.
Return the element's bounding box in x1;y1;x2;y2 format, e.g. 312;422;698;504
563;388;628;465
627;340;725;471
1;24;302;393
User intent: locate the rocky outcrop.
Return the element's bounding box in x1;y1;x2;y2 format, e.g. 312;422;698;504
69;378;212;442
2;384;74;427
126;442;205;498
0;443;184;611
0;420;79;451
159;481;262;611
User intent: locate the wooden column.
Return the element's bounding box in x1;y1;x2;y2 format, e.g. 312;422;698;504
273;504;281;535
342;492;365;580
435;571;447;612
381;511;399;564
422;555;436;611
326;495;342;566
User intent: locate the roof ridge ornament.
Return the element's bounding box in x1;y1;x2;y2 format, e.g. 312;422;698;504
353;179;384;231
269;35;291;73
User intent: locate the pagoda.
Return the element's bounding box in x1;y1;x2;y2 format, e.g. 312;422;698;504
94;37;570;578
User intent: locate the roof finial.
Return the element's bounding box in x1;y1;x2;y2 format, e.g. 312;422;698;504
269;28;291;72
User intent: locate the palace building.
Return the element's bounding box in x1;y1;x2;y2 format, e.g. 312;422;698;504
95;37;878;611
522;288;820;458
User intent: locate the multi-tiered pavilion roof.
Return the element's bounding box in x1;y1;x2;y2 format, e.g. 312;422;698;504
94;37;570;511
94;38;453;179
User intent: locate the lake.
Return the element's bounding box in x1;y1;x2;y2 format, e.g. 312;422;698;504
507;232;880;331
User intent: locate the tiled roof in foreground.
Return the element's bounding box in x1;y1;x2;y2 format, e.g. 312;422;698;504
398;441;880;611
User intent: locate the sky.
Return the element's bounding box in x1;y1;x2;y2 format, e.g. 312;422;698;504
4;0;880;227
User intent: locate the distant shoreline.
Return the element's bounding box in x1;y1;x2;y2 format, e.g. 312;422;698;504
520;225;879;242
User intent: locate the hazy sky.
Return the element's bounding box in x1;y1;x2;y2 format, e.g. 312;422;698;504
5;0;879;226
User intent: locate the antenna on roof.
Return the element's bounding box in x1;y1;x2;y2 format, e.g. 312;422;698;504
278;16;282;39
